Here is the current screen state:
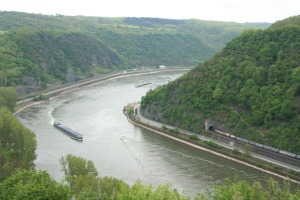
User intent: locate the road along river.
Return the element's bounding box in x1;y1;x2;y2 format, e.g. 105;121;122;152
16;70;297;197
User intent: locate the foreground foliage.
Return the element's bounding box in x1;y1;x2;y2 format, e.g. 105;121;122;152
0;169;71;200
198;177;300;200
57;155;300;200
0;87;36;180
1;156;299;200
0;108;36;181
60;154;98;190
59;154;188;199
0;87;17;111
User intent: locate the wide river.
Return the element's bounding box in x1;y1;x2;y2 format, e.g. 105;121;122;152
17;70;289;197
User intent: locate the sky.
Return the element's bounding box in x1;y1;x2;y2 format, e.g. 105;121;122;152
1;0;299;23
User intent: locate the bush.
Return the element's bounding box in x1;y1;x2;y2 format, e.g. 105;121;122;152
232;148;241;155
33;94;50;101
189;134;199;141
204;141;222;149
162;125;167;130
170;128;180;134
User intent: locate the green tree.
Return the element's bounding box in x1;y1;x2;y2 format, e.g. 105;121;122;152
76;187;100;200
118;179;187;200
0;87;17;111
198;177;300;200
73;174;100;198
0;169;71;200
243;143;252;157
211;178;269;200
59;154;98;189
60;154;131;199
0;107;36;180
212;87;223;102
98;176;129;200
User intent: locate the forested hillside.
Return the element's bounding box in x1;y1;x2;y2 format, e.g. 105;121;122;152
0;29;121;95
0;11;262;95
141;16;300;154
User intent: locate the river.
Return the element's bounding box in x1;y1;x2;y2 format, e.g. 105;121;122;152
16;70;290;197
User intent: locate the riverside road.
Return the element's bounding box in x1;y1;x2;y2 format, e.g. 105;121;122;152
134;104;300;174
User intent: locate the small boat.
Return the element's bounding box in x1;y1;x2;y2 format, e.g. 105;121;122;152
134;83;152;88
120;135;126;141
54;122;83;141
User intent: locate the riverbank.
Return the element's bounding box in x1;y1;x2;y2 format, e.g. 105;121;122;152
14;68;190;116
123;103;300;184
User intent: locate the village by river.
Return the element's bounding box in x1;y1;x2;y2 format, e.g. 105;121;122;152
16;70;296;197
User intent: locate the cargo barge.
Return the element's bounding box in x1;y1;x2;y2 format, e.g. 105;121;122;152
54;122;83;141
134;82;152;88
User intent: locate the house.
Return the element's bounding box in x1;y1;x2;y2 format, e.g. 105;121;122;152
158;65;166;69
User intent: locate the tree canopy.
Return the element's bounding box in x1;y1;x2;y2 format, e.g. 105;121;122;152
0;169;71;200
1;155;299;200
0;87;17;111
59;154;98;190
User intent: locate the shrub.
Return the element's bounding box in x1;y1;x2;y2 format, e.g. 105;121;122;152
189;134;199;141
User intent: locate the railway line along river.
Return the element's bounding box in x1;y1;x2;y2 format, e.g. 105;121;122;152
16;70;298;197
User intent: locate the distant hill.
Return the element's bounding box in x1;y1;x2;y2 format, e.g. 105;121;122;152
0;29;121;95
141;16;300;154
271;15;300;28
244;22;271;28
0;11;260;94
123;17;185;27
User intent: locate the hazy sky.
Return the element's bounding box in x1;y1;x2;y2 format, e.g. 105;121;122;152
1;0;299;23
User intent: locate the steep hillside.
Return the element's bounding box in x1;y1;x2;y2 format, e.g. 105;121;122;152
141;17;300;154
0;30;121;94
0;12;263;94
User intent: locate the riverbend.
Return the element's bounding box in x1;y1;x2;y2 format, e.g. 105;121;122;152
16;70;299;197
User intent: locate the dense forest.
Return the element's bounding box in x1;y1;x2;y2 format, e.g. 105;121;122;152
0;11;267;95
141;15;300;154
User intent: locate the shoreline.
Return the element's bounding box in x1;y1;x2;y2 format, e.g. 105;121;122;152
14;101;45;116
123;104;300;185
14;68;190;116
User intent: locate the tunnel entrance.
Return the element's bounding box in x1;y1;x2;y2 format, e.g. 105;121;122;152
208;126;215;131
